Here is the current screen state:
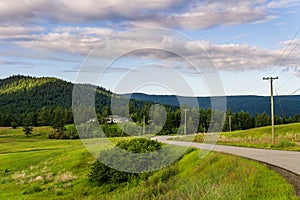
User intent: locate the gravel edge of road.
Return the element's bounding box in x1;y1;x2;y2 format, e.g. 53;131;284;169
262;162;300;198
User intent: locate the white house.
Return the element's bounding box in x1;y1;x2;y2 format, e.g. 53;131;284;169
106;115;130;123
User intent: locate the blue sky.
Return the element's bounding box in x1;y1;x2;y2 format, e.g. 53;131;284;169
0;0;300;96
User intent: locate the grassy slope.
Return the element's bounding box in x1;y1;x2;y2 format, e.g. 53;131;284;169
0;127;297;199
219;123;300;150
178;123;300;151
108;151;297;200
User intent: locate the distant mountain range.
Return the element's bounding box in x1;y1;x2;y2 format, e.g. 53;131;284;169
0;75;299;120
124;93;300;116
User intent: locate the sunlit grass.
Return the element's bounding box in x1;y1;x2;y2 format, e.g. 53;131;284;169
106;151;298;200
0;126;298;199
175;123;300;151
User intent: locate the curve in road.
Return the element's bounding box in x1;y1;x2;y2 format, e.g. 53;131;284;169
153;136;300;176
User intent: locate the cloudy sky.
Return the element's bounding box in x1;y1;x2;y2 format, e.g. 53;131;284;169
0;0;300;96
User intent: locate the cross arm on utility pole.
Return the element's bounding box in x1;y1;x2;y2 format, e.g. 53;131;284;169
263;77;278;81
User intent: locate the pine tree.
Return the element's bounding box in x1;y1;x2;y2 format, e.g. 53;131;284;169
52;107;65;132
23;126;33;137
37;106;50;126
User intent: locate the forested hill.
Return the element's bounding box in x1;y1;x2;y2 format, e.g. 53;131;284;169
0;75;74;109
125;93;300;117
0;75;112;126
1;75;299;127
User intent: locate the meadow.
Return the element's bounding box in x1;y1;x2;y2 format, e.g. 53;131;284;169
176;123;300;151
0;127;298;199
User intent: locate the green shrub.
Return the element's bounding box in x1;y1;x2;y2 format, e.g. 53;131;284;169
276;140;296;148
22;183;43;194
55;190;64;196
48;126;79;139
89;138;162;186
116;138;162;153
11;122;18;129
101;124;127;137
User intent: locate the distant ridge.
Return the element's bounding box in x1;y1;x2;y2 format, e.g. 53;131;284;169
124;93;300;116
1;75;299;119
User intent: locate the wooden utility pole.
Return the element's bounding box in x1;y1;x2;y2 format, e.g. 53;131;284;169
228;115;232;132
143;115;145;136
263;76;278;145
183;109;188;135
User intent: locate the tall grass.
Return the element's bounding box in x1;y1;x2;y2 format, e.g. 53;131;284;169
106;151;297;200
0;127;298;199
177;123;300;150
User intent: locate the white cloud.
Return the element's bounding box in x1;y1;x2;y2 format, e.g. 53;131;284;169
0;0;50;23
0;0;184;24
0;0;297;29
267;0;300;8
53;26;115;37
0;0;299;75
12;28;300;73
0;25;44;39
52;0;184;22
152;1;269;30
15;32;101;55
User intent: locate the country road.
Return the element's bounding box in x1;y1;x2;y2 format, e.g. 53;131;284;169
152;136;300;176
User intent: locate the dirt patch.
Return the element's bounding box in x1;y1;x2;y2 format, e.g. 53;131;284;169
55;172;76;183
30;175;43;183
12;171;26;180
263;163;300;197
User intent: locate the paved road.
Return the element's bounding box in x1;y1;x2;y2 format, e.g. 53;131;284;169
152;136;300;175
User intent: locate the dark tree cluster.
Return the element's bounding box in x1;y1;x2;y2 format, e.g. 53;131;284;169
1;75;300;137
89;138;163;186
0;75;111;127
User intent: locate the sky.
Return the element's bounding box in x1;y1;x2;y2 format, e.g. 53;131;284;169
0;0;300;96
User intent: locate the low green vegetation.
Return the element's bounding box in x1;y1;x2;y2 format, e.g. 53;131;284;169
2;75;300;137
176;123;300;151
104;150;297;200
0;127;298;199
22;126;33;137
89;138;163;187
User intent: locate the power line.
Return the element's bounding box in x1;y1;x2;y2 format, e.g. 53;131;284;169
274;87;285;117
232;27;300;96
290;88;300;95
277;75;296;91
276;41;300;91
268;28;300;75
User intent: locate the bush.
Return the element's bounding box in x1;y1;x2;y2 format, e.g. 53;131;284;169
116;138;162;153
22;183;43;194
11;122;18;129
89;138;162;186
276;140;296;148
101;124;127;137
48;126;79;139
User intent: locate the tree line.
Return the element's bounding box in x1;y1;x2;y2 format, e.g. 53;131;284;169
2;102;300;137
1;75;300;136
2;103;300;138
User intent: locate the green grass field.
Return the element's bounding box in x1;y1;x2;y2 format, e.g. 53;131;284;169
0;127;298;199
176;123;300;151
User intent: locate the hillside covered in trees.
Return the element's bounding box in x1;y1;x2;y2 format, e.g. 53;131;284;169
0;75;300;135
0;75;112;126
